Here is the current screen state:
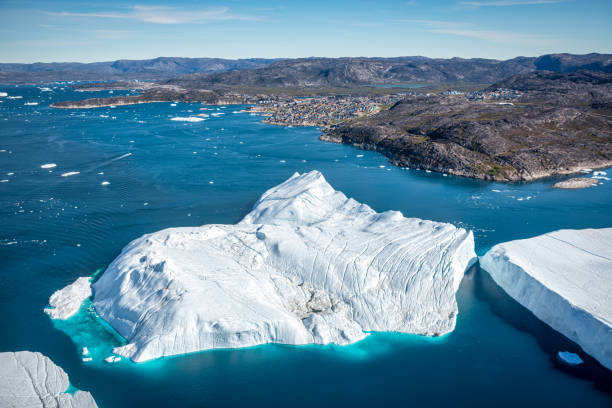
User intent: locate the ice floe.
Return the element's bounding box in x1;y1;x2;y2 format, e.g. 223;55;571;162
61;171;80;177
480;228;612;370
170;117;205;122
0;351;98;407
557;351;583;366
41;163;57;169
84;170;476;362
44;277;92;319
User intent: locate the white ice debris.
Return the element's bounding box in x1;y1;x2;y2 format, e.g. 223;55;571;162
61;171;80;177
0;351;98;408
24;102;39;106
44;277;92;319
104;356;121;363
170;116;205;122
41;163;57;169
0;92;7;97
82;347;89;356
88;170;476;362
101;181;110;186
480;228;612;370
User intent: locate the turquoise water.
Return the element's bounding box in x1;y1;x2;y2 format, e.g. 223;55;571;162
1;85;611;407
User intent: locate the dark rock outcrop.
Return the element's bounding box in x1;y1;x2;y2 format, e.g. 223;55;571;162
323;71;612;181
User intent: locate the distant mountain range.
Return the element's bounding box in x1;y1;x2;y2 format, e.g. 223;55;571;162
2;53;610;87
0;57;279;84
168;53;612;89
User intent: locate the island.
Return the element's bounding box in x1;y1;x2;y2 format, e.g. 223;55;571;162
480;228;612;370
47;171;476;362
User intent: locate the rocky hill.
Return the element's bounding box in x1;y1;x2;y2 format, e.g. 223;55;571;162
168;53;612;89
0;57;278;84
322;70;612;181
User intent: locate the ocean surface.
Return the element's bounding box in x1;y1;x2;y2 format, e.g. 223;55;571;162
1;84;611;407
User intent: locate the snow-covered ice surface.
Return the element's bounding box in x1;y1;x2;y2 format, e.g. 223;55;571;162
0;351;98;408
45;277;92;319
86;171;476;362
480;228;612;370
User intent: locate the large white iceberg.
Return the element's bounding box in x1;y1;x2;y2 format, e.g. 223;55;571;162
480;228;612;370
79;171;476;362
0;351;97;408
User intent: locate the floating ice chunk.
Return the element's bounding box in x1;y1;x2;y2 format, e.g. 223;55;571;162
425;170;432;173
481;228;612;370
170;103;177;107
61;171;80;177
89;170;476;362
279;160;286;163
44;277;91;319
24;102;39;106
101;181;110;186
210;112;224;117
379;165;385;168
82;357;93;362
7;96;22;99
41;163;57;169
39;87;52;92
170;116;205;122
593;170;607;176
82;347;89;356
557;351;583;366
104;356;121;363
356;154;364;158
0;351;98;407
7;172;14;176
0;92;7;97
580;168;593;173
0;179;8;183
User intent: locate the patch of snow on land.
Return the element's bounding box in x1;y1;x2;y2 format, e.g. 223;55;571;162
85;170;476;362
481;228;612;370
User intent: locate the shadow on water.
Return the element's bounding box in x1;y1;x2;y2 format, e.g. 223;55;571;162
472;264;612;395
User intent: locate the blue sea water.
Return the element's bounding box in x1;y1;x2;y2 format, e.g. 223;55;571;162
1;84;611;407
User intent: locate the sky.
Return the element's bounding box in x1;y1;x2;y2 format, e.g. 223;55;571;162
0;0;611;63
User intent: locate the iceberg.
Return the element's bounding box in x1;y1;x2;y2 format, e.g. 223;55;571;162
0;351;97;408
45;277;92;319
57;171;475;362
170;116;205;122
480;228;612;370
557;351;583;366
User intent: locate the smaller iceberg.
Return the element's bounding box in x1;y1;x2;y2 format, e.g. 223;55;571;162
44;277;92;319
170;116;205;122
481;228;612;371
0;351;98;407
557;351;583;366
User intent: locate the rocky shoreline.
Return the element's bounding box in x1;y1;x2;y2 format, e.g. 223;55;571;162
322;71;612;182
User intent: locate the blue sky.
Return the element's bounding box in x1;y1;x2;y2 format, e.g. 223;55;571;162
0;0;610;63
